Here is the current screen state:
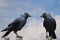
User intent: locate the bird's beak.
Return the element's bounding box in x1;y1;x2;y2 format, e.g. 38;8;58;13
29;15;31;17
40;15;43;17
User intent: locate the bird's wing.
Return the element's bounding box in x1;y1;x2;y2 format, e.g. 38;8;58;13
53;18;56;26
43;18;56;31
1;18;22;32
43;19;49;27
43;18;56;27
52;18;56;30
8;18;21;28
2;28;12;38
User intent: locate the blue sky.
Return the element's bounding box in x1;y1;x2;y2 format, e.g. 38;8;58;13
0;0;60;29
0;0;60;40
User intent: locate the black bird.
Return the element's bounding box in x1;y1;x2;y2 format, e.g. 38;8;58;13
1;13;31;38
41;12;56;39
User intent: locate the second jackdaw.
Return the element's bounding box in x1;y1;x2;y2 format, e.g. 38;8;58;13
41;12;56;39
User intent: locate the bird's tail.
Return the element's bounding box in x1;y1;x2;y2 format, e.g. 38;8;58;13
52;31;56;39
1;28;8;32
2;30;12;38
49;31;56;39
1;27;11;32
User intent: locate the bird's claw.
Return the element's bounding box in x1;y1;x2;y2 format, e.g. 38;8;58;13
46;36;49;38
16;36;22;38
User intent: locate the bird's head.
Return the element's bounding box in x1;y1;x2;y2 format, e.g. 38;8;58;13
41;12;47;18
24;12;31;17
41;12;52;19
22;12;31;19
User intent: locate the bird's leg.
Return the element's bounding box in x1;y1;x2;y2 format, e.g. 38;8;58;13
14;31;22;38
49;31;53;39
15;33;22;38
14;31;20;37
16;32;19;37
46;31;49;38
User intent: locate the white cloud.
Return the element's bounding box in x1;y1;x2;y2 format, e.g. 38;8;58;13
55;16;60;39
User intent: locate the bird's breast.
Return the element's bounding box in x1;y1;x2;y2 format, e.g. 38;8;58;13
16;20;26;30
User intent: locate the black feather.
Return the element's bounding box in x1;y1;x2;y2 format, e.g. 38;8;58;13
2;29;12;38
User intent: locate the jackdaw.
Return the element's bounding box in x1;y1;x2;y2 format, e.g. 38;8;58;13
41;12;56;39
1;13;31;38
